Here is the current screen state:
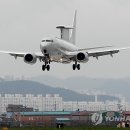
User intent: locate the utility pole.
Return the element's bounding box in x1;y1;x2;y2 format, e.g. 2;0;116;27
54;101;56;111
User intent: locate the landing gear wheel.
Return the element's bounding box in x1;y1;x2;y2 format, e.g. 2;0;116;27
72;63;81;70
42;65;46;71
73;64;76;70
77;64;80;70
47;65;50;71
42;51;51;71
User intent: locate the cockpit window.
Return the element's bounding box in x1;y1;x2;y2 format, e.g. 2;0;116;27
46;40;53;42
42;40;53;42
42;40;45;42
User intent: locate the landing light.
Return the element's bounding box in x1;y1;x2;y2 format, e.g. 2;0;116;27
60;58;63;62
50;58;53;61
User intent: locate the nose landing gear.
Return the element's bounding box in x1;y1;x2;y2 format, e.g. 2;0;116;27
42;50;51;71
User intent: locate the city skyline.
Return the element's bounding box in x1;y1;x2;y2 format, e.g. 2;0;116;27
0;93;127;112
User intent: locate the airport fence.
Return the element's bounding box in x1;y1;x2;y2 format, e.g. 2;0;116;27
0;126;129;130
0;120;120;128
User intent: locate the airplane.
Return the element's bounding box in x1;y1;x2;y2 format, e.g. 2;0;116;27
0;11;130;71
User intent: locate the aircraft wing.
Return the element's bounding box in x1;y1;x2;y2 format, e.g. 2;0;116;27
87;47;130;58
0;51;44;60
78;46;112;51
60;47;130;60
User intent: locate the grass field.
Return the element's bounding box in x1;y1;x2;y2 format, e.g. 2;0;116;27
0;126;127;130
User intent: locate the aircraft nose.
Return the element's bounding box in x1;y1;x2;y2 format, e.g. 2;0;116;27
40;42;51;53
41;42;48;47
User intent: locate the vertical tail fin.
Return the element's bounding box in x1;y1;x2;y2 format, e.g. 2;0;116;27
56;10;77;44
70;10;77;45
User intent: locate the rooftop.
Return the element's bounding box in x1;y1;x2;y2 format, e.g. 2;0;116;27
20;111;73;116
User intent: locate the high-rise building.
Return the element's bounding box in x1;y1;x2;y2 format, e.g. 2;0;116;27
0;94;129;113
0;94;63;112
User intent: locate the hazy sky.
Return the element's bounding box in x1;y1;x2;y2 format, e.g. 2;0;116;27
0;0;130;79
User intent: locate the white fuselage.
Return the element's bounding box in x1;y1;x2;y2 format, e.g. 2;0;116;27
40;37;79;62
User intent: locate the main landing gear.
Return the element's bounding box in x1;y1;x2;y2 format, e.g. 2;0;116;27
42;64;50;71
72;61;80;70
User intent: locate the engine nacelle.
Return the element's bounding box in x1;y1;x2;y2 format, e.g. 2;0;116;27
24;53;37;64
76;52;89;63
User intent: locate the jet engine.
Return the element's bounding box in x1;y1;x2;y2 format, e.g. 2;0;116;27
76;52;89;63
24;53;37;64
